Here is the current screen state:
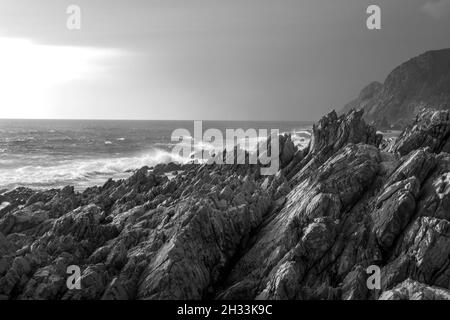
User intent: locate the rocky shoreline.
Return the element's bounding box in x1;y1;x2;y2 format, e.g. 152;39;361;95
0;107;449;300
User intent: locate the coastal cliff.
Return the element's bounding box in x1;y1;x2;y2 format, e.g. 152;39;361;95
0;107;449;300
342;49;450;129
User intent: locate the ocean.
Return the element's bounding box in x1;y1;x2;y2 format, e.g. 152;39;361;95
0;119;313;191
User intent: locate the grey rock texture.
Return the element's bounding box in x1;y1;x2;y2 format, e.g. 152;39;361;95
387;108;450;156
379;279;450;300
0;107;449;300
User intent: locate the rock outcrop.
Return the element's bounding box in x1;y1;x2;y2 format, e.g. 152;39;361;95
0;108;449;300
387;108;450;156
379;279;450;300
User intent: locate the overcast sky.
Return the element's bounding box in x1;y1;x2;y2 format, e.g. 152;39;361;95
0;0;449;120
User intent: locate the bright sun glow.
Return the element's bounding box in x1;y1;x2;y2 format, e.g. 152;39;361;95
0;37;119;119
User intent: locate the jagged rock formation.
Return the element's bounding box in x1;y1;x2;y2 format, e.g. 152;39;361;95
342;49;450;129
387;108;450;156
379;279;450;300
0;108;449;300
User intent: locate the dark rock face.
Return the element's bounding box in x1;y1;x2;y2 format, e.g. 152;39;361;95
285;109;382;182
388;108;450;156
342;49;450;128
0;107;449;300
372;176;420;250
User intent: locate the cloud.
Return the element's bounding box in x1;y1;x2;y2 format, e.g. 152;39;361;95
0;37;124;118
421;0;450;19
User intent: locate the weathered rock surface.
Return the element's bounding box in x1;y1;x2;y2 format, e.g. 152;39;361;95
388;108;450;156
0;107;449;300
379;279;450;300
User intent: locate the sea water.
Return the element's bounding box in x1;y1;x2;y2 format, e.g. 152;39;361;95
0;119;312;191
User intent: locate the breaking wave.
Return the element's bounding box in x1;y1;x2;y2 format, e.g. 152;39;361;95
0;123;312;191
0;148;190;191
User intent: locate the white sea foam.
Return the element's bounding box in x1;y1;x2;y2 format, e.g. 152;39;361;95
176;130;311;156
0;148;190;191
294;130;312;136
291;135;310;149
0;130;311;191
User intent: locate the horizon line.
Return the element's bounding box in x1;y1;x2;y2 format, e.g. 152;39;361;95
0;117;316;123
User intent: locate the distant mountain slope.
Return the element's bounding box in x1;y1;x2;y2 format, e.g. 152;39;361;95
342;49;450;129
